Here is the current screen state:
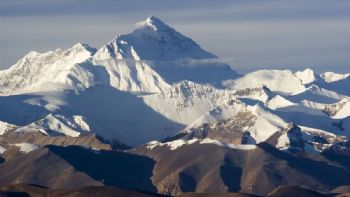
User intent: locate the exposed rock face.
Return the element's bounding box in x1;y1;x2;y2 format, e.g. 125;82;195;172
167;111;256;145
130;142;350;196
0;145;156;191
0;184;167;197
0;184;334;197
1;132;111;149
0;129;115;161
0;143;350;196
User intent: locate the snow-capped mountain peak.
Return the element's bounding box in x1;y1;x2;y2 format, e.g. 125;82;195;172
69;42;97;54
135;15;170;32
0;43;96;94
295;68;316;85
91;16;238;89
320;71;350;83
94;16;216;61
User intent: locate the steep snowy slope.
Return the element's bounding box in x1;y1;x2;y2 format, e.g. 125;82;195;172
92;58;171;93
317;73;350;97
94;16;216;61
143;80;240;125
0;121;16;135
266;95;296;110
295;68;316;85
332;99;350;119
0;43;96;95
93;16;239;88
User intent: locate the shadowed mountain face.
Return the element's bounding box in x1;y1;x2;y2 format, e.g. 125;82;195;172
220;158;242;192
0;184;337;197
0;73;186;147
129;142;350;196
48;145;156;192
0;184;168;197
0;143;350;196
266;186;327;197
0;145;157;192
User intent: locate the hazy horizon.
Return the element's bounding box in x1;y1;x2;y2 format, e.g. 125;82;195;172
1;0;349;74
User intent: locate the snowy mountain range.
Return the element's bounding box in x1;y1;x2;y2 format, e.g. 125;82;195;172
0;16;349;151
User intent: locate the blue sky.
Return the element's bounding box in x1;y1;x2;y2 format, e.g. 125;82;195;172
1;0;350;73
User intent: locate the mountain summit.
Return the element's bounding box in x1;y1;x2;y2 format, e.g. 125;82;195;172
93;16;239;87
94;16;217;61
135;15;174;32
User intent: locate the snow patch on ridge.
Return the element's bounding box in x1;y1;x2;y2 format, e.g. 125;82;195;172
0;121;16;135
146;138;198;150
146;138;256;151
199;138;256;150
0;145;5;154
13;143;39;153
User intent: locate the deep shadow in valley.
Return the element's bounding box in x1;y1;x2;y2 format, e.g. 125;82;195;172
47;145;157;192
